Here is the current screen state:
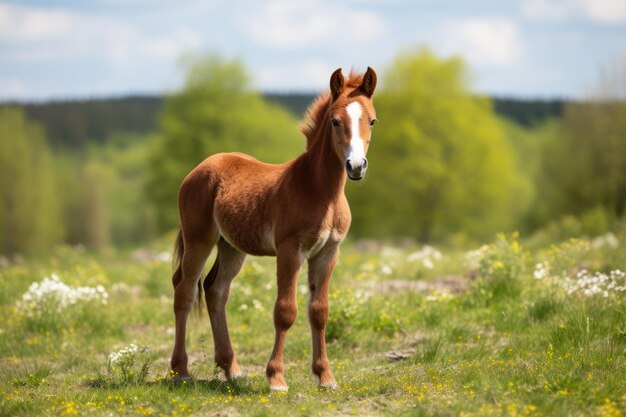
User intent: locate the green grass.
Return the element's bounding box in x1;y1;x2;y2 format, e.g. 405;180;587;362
1;233;625;416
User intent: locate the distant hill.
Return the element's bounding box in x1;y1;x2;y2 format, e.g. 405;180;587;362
1;96;163;150
1;94;565;149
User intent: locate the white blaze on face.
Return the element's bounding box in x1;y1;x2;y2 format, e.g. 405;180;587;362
345;101;366;167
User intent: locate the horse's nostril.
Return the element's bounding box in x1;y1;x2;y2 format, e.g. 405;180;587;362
363;158;368;169
346;160;352;171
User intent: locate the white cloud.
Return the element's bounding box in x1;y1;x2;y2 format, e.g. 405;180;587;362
521;0;626;23
578;0;626;23
255;59;333;91
244;0;387;49
0;3;203;67
0;78;26;99
0;4;74;41
441;18;525;68
522;0;569;19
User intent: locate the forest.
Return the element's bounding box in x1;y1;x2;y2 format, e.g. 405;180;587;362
0;49;624;254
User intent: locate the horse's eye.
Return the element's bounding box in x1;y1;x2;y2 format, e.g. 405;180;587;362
331;118;340;127
370;119;377;127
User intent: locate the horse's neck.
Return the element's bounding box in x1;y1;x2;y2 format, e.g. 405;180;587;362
295;118;346;202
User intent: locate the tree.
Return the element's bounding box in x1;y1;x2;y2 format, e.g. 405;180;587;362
147;55;303;231
347;49;529;241
554;60;626;220
0;108;62;254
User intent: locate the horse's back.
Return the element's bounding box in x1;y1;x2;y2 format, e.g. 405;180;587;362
199;152;283;177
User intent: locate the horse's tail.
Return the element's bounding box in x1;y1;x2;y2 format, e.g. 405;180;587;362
172;228;185;272
172;228;205;316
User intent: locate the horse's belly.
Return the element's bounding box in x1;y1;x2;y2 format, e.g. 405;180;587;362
214;209;275;256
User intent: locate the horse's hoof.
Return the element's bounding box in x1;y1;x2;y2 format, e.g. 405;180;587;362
269;384;289;392
319;380;338;390
172;375;192;384
227;371;244;380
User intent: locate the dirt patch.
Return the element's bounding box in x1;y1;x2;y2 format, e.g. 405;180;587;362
366;275;468;295
384;349;416;361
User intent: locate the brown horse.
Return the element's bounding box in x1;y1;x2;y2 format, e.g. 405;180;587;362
170;67;378;391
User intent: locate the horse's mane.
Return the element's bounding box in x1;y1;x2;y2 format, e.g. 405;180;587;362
301;70;365;151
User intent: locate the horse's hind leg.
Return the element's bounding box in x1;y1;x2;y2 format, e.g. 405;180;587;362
204;239;246;379
171;235;216;379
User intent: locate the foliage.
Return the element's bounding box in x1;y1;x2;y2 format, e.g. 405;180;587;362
531;62;626;227
146;55;303;231
83;135;159;247
348;49;531;241
14;273;109;332
555;99;626;219
0;108;63;254
106;343;152;385
468;232;527;300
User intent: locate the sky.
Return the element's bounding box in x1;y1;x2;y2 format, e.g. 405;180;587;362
0;0;625;101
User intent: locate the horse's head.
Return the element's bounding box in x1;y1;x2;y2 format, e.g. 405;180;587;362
328;67;377;181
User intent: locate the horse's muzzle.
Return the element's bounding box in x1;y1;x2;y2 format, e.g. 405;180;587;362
346;158;368;181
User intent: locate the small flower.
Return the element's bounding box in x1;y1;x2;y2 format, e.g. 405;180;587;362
407;245;443;270
381;265;393;275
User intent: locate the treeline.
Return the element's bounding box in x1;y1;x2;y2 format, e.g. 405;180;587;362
0;50;623;255
2;93;565;152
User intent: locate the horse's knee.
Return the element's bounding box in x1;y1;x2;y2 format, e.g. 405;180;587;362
274;299;297;330
308;299;328;329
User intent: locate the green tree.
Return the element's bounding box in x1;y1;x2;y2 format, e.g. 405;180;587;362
147;55;302;231
560;101;626;219
0;108;62;254
87;134;158;246
348;49;530;241
532;61;626;230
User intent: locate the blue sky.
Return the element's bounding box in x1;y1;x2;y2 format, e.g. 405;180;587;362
1;0;625;100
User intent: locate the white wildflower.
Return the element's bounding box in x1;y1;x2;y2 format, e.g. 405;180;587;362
425;290;454;302
381;264;393;275
464;245;490;270
561;269;626;298
407;245;442;270
252;299;264;310
15;274;109;318
157;251;172;263
534;262;550;280
107;342;150;382
354;290;373;302
591;232;619;249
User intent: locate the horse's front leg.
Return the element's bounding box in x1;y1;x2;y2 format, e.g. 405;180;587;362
266;241;302;391
307;246;338;389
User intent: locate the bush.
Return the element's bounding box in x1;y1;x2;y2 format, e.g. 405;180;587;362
467;232;527;300
15;274;109;332
106;343;152;385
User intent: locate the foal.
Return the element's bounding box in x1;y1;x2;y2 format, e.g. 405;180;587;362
170;67;378;391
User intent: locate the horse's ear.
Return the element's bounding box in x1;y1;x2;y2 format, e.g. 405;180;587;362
330;68;344;100
359;66;377;98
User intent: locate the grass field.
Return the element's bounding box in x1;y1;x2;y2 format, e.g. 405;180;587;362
1;232;625;416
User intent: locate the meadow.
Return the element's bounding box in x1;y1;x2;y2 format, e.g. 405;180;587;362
1;230;625;417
